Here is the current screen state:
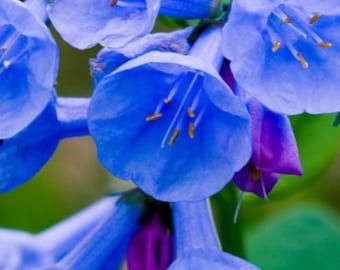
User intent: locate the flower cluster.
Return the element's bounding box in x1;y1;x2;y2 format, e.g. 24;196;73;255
0;0;339;269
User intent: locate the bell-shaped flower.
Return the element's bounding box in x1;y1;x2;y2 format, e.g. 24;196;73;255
47;0;221;49
88;26;252;201
90;27;192;87
127;203;173;270
168;200;260;270
0;196;120;269
233;96;302;198
222;0;340;114
0;97;89;191
0;0;58;138
52;191;145;270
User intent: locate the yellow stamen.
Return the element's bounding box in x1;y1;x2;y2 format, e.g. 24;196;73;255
283;17;291;23
272;41;281;52
188;123;195;139
146;113;162;122
187;108;195;118
296;53;309;69
169;128;180;146
309;13;321;24
317;42;332;48
163;98;172;104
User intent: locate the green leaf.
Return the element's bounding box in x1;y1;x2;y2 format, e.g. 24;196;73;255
245;204;340;270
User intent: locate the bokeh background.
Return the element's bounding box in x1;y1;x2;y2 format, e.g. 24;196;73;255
0;16;339;270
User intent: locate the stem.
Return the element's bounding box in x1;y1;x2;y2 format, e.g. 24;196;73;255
210;184;246;257
56;97;90;139
56;200;143;269
25;0;48;22
35;197;118;259
189;25;224;70
172;200;220;257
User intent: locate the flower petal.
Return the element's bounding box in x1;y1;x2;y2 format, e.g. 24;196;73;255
47;0;160;49
0;0;58;138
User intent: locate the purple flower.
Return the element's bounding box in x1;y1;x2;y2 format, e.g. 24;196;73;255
127;209;173;270
233;95;302;197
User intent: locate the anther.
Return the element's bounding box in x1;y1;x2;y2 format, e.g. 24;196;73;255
0;46;7;51
163;98;172;104
169;128;180;146
3;60;10;69
146;113;162;122
188;123;195;139
272;41;281;52
248;164;261;181
187;108;195;118
309;13;321;24
317;42;332;48
283;17;291;23
296;52;309;69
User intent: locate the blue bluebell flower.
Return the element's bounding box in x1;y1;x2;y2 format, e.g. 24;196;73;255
0;97;89;191
47;0;221;49
90;27;192;87
233;96;302;198
88;26;252;201
222;0;340;114
168;200;260;270
52;193;145;270
0;0;58;138
0;196;119;269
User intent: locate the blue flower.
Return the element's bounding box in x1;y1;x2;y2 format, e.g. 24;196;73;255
0;196;120;269
88;26;252;201
222;0;340;114
53;193;144;270
0;0;58;138
0;97;89;191
47;0;221;49
168;200;260;270
232;95;302;198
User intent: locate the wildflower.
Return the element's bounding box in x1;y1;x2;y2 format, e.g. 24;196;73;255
0;0;58;138
0;196;120;269
233;96;302;198
127;202;173;270
168;200;260;270
222;0;340;114
0;97;89;191
88;26;251;201
219;64;302;198
47;0;221;49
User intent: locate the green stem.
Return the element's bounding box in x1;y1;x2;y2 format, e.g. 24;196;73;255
210;184;246;257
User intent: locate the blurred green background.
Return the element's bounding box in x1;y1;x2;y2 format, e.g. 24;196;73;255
0;17;339;270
